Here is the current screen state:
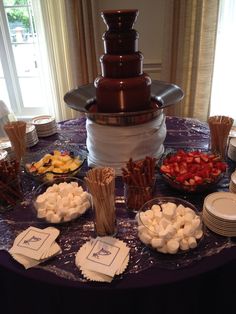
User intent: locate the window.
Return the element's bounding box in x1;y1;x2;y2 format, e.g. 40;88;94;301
210;0;236;124
0;0;55;119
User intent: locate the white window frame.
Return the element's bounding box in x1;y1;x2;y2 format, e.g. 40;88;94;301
0;0;55;119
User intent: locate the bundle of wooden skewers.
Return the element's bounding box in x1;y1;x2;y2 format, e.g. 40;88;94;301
0;155;22;208
4;121;26;162
85;167;116;236
122;156;156;211
208;115;234;158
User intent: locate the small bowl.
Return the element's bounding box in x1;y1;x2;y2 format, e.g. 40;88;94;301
158;150;226;193
33;177;91;224
137;196;204;254
25;148;86;182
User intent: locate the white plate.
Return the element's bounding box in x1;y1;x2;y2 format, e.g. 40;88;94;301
32;115;55;125
204;192;236;220
229;137;236;148
231;171;236;185
26;124;36;133
0;149;7;161
203;209;236;228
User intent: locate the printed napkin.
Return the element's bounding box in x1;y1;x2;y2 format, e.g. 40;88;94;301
75;237;130;282
9;226;61;269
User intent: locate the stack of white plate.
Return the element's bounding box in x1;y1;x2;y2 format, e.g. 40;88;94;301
203;191;236;237
0;149;7;161
229;171;236;193
25;124;39;147
31;115;57;137
0;138;12;153
228;138;236;161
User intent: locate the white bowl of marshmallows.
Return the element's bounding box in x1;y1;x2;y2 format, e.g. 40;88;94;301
33;177;91;223
136;197;203;254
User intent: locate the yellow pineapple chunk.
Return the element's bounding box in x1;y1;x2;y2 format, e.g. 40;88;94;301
52;160;64;167
69;162;79;171
44;165;54;172
52;168;63;173
33;160;44;169
42;153;53;162
59;164;70;172
53;150;61;156
74;158;82;166
59;155;71;162
37;166;48;174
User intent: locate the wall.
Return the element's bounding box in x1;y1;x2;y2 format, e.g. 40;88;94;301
93;0;169;80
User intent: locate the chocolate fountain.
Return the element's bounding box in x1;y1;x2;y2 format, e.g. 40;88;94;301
95;9;151;113
64;9;184;174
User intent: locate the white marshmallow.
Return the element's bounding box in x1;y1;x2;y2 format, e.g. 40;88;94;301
139;231;152;245
194;229;203;240
78;203;88;214
140;215;152;226
157;245;168;254
153;210;163;220
183;224;194;237
184;207;195;215
35;194;46;206
138;225;146;233
192;217;201;231
188;236;197;249
159;217;171;229
70;181;78;188
184;212;195;223
167;239;179;254
176;204;186;216
176;228;184;240
50;213;61;224
80;191;90;202
37;207;47;218
162;202;176;219
46;202;56;212
45;210;54;222
151;204;161;214
144;209;154;219
180;238;190;251
151;237;164;248
65;208;79;221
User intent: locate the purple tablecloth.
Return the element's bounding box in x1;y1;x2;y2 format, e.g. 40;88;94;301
0;116;236;314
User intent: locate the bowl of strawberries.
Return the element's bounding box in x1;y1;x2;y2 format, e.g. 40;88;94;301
159;149;227;192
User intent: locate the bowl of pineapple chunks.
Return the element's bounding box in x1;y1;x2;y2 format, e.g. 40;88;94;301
25;148;86;182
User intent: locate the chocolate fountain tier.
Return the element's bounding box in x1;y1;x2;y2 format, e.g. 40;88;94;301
64;80;184;126
103;29;138;54
101;9;138;31
95;74;151;112
100;53;143;78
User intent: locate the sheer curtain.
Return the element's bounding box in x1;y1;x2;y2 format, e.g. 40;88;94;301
35;0;99;121
161;0;219;121
210;0;236;125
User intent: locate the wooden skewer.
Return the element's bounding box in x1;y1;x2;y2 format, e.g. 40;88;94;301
85;167;116;236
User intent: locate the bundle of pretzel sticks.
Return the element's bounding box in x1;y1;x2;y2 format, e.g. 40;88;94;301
122;156;156;211
0;156;22;208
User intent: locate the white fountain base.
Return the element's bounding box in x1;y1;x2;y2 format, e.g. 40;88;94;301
86;111;166;175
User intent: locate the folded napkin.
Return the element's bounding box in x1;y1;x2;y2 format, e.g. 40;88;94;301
75;237;130;282
9;226;61;269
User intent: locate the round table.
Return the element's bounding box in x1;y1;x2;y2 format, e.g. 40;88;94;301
0;116;236;314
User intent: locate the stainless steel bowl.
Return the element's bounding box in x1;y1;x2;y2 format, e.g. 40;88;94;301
64;80;184;127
